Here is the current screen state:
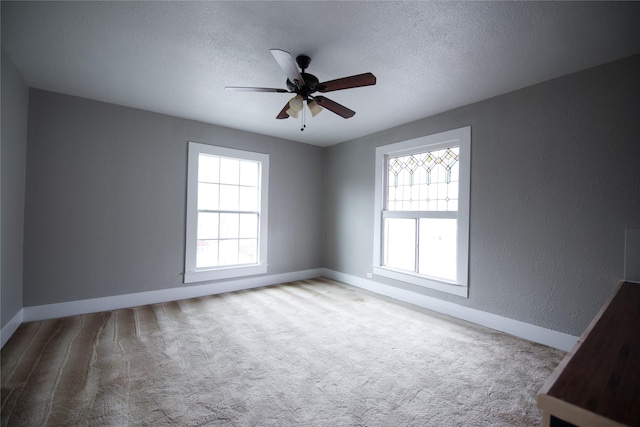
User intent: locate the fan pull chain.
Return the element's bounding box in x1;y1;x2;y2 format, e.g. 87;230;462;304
300;103;306;131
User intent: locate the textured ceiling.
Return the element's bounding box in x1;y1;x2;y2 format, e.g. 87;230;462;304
3;1;640;147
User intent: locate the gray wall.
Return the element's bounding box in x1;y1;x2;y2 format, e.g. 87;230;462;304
1;48;29;328
24;90;324;306
324;54;640;337
13;53;640;338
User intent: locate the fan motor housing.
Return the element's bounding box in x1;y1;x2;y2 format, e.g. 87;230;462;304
286;72;320;97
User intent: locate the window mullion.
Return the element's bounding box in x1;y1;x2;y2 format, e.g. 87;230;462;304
216;208;221;267
382;210;456;219
414;218;419;273
199;209;259;215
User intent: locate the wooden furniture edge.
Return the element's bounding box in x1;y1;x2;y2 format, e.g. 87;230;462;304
537;281;625;396
537;394;628;427
537;281;640;426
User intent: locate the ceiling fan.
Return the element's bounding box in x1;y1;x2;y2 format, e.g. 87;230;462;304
225;49;376;127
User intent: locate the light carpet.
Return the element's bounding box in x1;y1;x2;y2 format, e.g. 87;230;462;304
1;278;564;426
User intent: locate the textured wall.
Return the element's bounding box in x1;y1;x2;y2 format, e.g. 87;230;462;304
1;49;29;328
324;54;640;336
24;90;324;306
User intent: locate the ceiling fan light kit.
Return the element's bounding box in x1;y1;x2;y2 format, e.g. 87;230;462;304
288;94;304;112
307;100;322;117
225;49;376;131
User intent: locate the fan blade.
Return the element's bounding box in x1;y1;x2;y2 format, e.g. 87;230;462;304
225;86;289;93
270;49;305;88
313;96;355;118
318;73;376;93
276;102;290;119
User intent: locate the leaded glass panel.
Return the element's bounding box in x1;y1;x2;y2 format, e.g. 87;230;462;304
386;147;459;212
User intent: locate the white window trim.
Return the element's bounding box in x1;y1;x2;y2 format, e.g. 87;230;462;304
184;142;269;283
372;126;471;297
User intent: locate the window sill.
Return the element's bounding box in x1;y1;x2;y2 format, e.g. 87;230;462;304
372;266;468;297
184;264;268;284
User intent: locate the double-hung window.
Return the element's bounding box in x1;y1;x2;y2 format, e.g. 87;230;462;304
373;127;470;297
184;142;269;283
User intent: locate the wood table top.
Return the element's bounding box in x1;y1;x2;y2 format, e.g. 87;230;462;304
546;282;640;426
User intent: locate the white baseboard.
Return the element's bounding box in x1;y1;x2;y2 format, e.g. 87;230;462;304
22;268;323;323
1;308;24;349
322;268;578;352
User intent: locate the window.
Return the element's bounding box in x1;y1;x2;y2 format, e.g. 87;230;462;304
184;142;269;283
373;127;470;297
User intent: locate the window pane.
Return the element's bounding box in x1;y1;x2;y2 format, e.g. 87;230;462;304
448;183;458;200
219;184;239;211
197;212;218;239
239;186;258;212
415;168;427;186
410;185;420;210
384;218;416;272
418;218;457;281
198;154;219;183
240;161;259;186
450;160;459;183
219;239;239;266
220;213;239;239
239;239;257;264
220;158;240;185
196;239;218;268
239;214;258;239
197;183;219;210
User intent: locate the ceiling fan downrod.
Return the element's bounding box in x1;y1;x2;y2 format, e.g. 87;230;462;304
296;55;311;73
